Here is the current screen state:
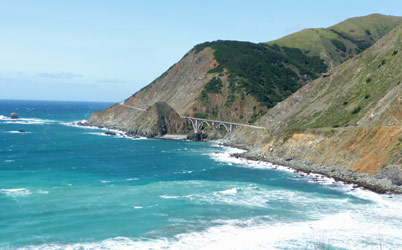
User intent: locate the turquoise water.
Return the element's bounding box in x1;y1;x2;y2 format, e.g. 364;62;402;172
0;100;401;249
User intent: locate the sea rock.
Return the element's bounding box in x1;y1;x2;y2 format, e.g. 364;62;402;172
376;165;402;186
18;130;25;133
76;121;88;126
187;132;208;141
10;113;18;119
105;131;117;136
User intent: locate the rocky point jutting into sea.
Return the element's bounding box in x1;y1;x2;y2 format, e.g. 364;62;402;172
88;14;402;193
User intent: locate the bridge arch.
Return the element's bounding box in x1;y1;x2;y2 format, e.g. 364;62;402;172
215;123;230;133
198;121;211;131
188;119;199;133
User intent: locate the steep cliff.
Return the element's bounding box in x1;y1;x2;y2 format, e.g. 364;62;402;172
126;102;192;137
228;24;402;186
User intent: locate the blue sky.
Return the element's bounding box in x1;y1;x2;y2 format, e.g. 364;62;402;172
1;0;402;102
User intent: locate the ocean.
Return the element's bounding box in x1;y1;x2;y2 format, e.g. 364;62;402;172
0;99;401;250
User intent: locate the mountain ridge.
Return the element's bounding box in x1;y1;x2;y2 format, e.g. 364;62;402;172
269;13;402;68
90;14;402;129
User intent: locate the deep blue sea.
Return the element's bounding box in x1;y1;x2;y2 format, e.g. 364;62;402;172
1;100;401;250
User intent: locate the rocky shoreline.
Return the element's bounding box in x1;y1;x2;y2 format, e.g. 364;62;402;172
221;141;402;194
73;120;402;194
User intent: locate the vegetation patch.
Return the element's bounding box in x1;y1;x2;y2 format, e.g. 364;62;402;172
331;39;346;52
193;40;327;108
351;106;361;114
204;77;223;94
329;29;371;51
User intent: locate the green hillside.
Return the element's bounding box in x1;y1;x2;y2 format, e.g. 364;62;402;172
269;14;402;68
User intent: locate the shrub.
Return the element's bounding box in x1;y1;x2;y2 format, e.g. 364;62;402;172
331;39;347;52
248;117;257;124
204;77;223;94
351;106;361;114
378;59;386;68
199;90;209;106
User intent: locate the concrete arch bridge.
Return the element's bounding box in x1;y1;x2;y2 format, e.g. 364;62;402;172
182;116;264;133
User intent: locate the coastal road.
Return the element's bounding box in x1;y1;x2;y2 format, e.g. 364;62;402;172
119;103;146;111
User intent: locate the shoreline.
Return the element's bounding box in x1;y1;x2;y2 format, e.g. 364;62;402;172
220;141;402;194
70;120;402;194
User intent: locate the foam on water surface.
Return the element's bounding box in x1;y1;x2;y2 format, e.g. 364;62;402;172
0;188;32;197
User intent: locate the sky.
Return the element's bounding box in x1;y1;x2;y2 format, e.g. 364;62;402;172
1;0;402;102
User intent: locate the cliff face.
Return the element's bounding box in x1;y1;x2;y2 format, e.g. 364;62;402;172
126;102;192;137
228;25;402;183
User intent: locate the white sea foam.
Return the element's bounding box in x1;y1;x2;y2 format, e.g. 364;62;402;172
219;188;237;195
2;118;56;125
66;120;146;140
126;178;140;181
160;195;179;199
0;188;32;197
17;179;402;250
207;145;356;191
37;190;49;194
85;132;109;137
100;180;111;183
208;148;294;173
6;131;31;134
21;206;402;250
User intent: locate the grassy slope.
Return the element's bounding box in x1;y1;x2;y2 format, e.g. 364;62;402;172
281;26;402;131
269;14;402;68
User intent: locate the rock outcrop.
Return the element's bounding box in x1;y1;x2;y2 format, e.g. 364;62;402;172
10;113;18;119
126;102;192;138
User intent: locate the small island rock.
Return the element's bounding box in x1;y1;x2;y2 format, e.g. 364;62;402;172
10;113;19;119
